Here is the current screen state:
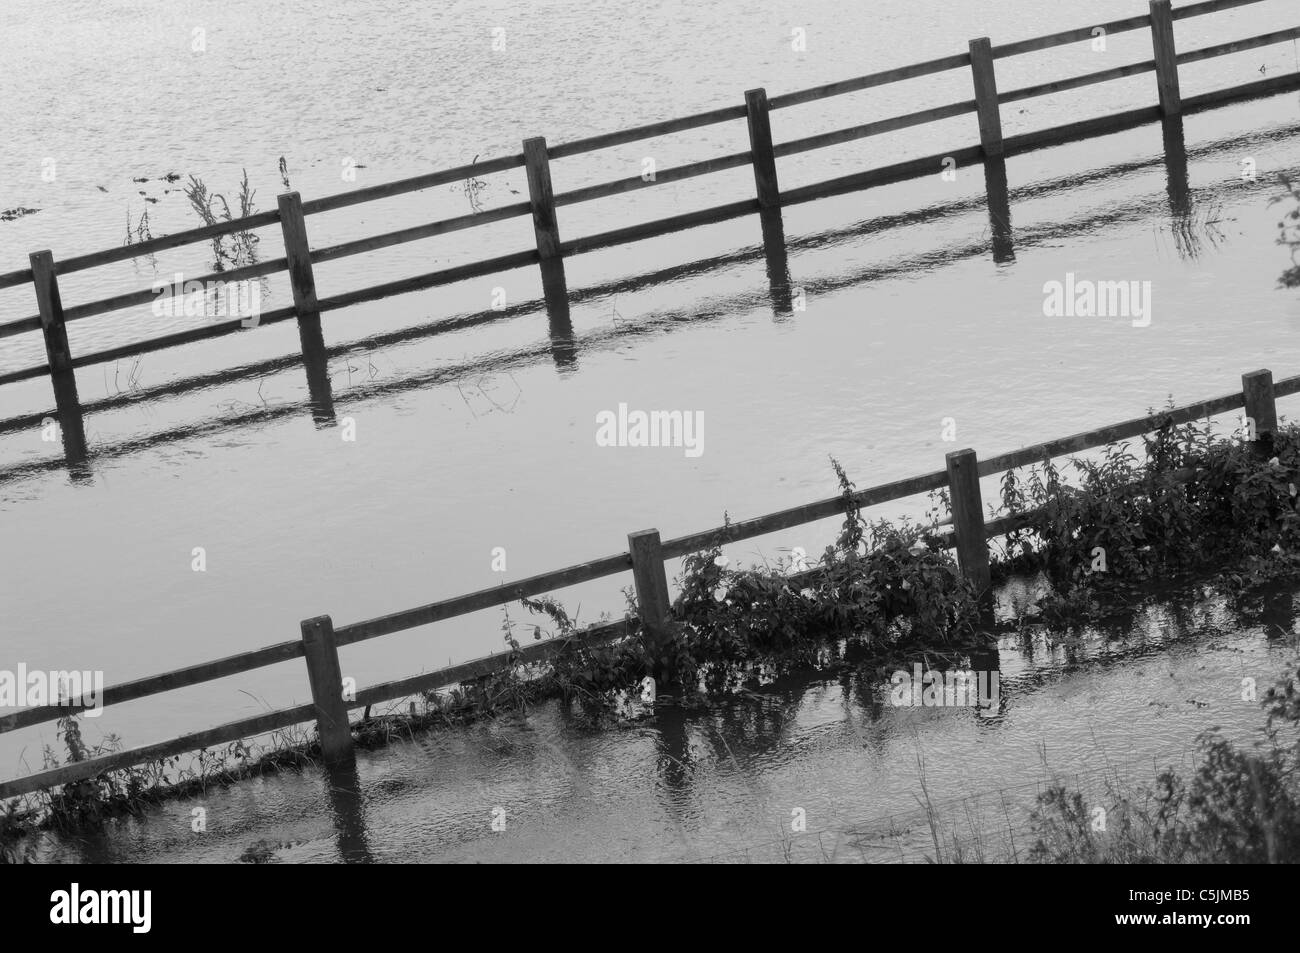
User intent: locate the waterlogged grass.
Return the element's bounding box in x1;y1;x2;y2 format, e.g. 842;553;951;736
908;662;1300;864
5;417;1300;858
523;417;1300;722
0;717;317;862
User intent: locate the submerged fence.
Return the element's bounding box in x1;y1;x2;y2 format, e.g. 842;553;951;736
3;0;1300;797
1;366;1297;797
3;0;1299;470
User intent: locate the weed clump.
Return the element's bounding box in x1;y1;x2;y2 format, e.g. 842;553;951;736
530;457;984;717
0;716;315;862
183;169;260;270
996;415;1300;622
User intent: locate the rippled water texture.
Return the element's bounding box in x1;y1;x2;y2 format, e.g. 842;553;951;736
1;0;1299;832
19;586;1299;863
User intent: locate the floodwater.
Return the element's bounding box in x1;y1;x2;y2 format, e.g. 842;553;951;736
2;0;1300;823
18;583;1299;863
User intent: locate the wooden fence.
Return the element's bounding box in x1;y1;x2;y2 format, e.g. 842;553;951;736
0;109;1272;488
2;0;1299;467
3;0;1300;796
1;366;1297;795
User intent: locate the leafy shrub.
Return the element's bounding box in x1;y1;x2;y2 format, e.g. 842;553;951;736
540;458;982;713
996;417;1300;620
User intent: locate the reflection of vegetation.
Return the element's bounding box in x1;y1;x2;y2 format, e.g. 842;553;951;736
122;206;153;245
1275;176;1300;288
102;357;142;397
237;837;304;863
454;372;521;416
1158;202;1226;260
183;169;260;271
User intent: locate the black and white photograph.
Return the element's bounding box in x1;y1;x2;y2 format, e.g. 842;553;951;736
1;0;1299;918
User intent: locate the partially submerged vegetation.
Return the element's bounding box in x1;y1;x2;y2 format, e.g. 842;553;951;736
995;410;1300;621
4;415;1300;859
910;657;1300;863
1;716;316;862
181;168;261;269
496;414;1300;724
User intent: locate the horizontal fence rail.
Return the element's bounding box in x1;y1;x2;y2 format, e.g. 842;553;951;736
1;367;1297;799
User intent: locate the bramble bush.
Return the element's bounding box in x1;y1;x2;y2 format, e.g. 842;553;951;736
996;416;1300;620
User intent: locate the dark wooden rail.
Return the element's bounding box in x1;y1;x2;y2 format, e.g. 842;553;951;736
1;367;1297;797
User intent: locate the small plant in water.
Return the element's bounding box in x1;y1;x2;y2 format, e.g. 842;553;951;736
122;205;153;245
451;155;490;213
183;168;260;270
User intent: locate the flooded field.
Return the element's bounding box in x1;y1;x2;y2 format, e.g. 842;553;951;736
17;582;1298;863
2;0;1300;860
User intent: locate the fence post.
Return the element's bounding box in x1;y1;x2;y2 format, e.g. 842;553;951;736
628;529;673;682
1149;0;1181;116
983;157;1014;263
301;615;354;764
946;449;992;609
744;88;793;317
278;192;320;325
277;192;335;425
744;88;781;209
523;136;569;310
968;38;1004;159
1242;368;1277;456
30;250;88;461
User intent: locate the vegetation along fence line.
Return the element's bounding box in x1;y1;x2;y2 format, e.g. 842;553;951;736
0;367;1297;797
2;0;1298;469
